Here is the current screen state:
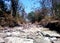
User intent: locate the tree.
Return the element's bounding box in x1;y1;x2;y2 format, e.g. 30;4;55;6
34;9;45;22
52;0;60;19
11;0;18;17
27;11;35;23
0;0;4;10
38;0;52;16
0;0;4;17
27;10;44;23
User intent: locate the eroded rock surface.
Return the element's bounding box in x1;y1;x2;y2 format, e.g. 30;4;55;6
0;24;60;43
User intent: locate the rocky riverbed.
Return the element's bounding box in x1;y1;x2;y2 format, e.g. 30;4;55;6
0;24;60;43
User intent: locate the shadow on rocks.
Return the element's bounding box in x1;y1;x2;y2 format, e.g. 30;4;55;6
45;22;60;33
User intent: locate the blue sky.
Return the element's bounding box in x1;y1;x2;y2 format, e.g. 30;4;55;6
4;0;52;13
19;0;40;13
4;0;11;11
19;0;52;13
4;0;40;13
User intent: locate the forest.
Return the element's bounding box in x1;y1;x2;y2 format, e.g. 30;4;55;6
0;0;60;27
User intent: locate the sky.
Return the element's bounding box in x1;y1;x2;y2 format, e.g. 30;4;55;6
3;0;52;13
19;0;52;13
18;0;40;13
3;0;40;13
4;0;11;11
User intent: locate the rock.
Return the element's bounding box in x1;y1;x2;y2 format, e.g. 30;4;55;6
0;26;4;30
5;31;20;37
11;31;20;37
44;37;51;43
34;37;51;43
50;37;57;41
13;27;23;31
53;38;60;43
0;33;6;38
5;37;33;43
0;37;4;43
0;23;60;43
42;31;60;37
5;32;12;37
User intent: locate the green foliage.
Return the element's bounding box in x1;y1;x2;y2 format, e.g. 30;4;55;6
55;4;60;19
56;4;60;9
37;14;43;22
28;11;35;23
27;11;44;23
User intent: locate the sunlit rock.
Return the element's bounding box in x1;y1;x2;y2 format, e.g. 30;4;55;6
5;37;33;43
0;33;6;38
0;37;4;43
11;31;20;37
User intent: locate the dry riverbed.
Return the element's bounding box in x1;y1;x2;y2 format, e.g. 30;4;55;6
0;24;60;43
